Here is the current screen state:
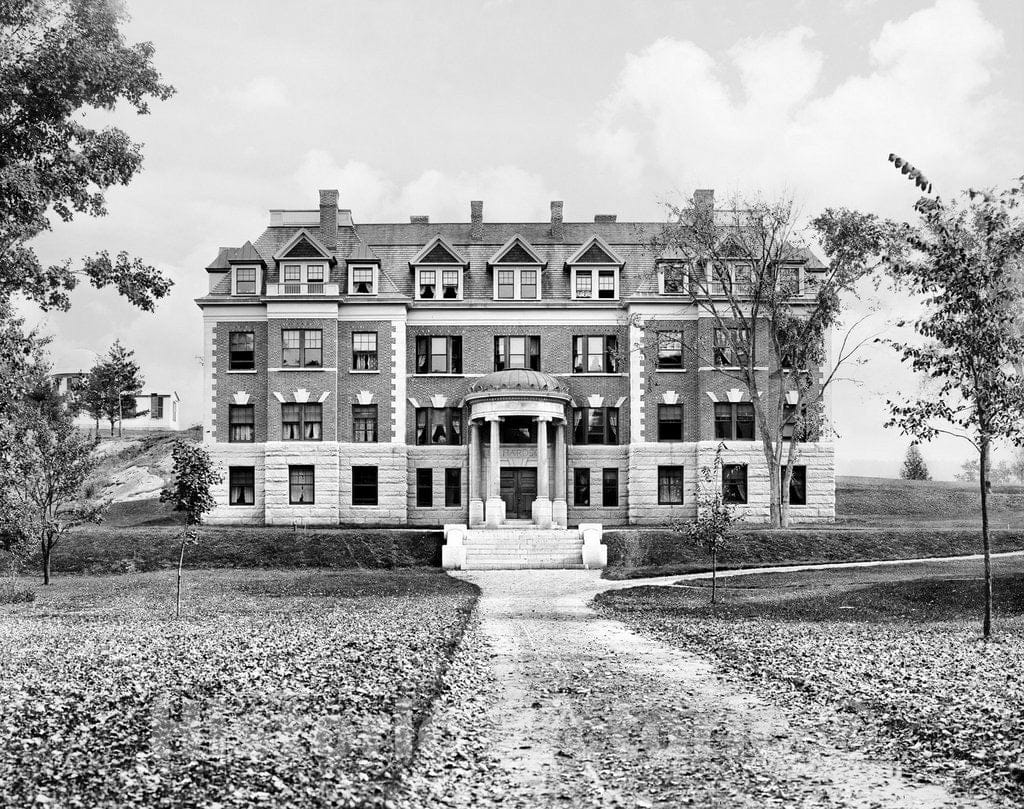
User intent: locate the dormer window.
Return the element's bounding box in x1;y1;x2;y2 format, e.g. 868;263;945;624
234;266;258;295
350;265;377;295
566;236;623;302
574;268;617;300
409;237;468;302
488;236;545;302
659;261;688;294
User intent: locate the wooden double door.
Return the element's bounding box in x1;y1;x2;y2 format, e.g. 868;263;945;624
500;468;537;520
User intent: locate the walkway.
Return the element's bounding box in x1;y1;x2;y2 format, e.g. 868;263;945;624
399;567;993;808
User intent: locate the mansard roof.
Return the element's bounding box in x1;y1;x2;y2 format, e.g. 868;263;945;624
205;243;265;271
273;229;334;262
409;236;468;266
487;235;545;266
564;235;625;267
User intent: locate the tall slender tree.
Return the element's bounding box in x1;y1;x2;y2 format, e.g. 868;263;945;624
82;340;143;435
900;443;931;480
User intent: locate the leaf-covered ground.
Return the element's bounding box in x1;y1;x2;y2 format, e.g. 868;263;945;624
596;557;1024;807
0;569;477;808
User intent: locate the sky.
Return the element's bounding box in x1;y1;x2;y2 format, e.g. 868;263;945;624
22;0;1024;479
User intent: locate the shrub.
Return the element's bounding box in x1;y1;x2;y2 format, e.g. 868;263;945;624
0;586;35;604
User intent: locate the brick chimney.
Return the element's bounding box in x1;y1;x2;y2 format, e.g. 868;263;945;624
550;200;563;240
693;188;714;213
410;215;429;224
319;189;338;249
470;200;483;240
594;214;617;223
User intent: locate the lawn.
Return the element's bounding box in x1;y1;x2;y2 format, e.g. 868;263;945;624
596;557;1024;807
0;568;478;808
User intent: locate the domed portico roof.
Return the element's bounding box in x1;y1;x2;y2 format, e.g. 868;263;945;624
467;368;567;395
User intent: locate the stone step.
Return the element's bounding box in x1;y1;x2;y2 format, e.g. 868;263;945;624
464;561;587;570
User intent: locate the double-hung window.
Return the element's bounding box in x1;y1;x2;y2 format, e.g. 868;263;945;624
416;468;433;507
779;265;801;296
713;327;750;367
229;331;255;370
235;267;257;295
289;466;315;505
783;465;807;506
661;262;687;294
714;402;755;440
572;407;619;445
282;329;322;368
445;469;461;507
352;466;378;505
352;331;378;370
415;408;463;445
574;468;590;506
572;335;618;373
282;403;322;441
352;405;378;442
656;331;683;370
575;271;593;299
494;267;539;300
494;336;540;371
658;466;684;504
519;269;538;299
415;336;462;374
657;404;683;441
574;269;617;300
229;466;255;506
722;464;748;504
441;269;460;299
783;403;809;440
228;405;254;443
350;266;375;294
602;469;619;507
419;270;437;299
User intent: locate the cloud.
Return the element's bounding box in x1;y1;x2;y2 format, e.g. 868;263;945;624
294;152;558;222
228;76;289;110
581;0;1020;216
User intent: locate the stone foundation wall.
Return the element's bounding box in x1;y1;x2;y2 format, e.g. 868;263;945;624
264;442;341;526
627;443;700;524
207;444;266;525
337;442;408;526
406;445;469;526
566;445;629;525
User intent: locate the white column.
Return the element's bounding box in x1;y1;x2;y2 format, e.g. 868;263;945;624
485;416;505;526
468;420;484;526
552;420;567;528
532;415;552;528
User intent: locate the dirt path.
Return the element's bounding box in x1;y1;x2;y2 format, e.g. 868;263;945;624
398;570;990;808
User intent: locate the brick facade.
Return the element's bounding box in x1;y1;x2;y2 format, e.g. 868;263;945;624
197;191;836;527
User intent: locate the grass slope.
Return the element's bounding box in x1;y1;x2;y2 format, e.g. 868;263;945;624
597;557;1024;807
0;569;478;808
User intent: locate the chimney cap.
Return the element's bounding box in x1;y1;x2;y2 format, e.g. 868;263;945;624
594;214;617;223
693;188;714;205
410;215;429;224
319;189;339;206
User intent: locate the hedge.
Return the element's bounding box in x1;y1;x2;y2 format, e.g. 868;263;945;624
50;526;444;574
602;527;1024;579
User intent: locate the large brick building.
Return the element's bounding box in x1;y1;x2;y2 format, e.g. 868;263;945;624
197;189;835;531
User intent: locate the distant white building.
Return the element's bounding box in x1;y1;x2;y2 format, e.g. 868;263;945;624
51;372;183;433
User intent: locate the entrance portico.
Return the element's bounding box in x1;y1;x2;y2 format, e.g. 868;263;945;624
464;369;571;529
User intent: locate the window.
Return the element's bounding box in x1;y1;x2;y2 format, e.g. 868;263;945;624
713;327;750;367
228;405;254;443
229;331;255;371
575;270;593;299
662;262;688;294
658;466;684;504
352;331;378;370
572;335;618;373
783;465;807;506
714;402;755;440
722;464;748;504
282;329;322;368
306;264;324;283
656;331;683;370
351;266;375;294
657;404;683;441
731;264;752;297
282;403;322;441
235;267;257;295
283;264;301;282
711;262;732;296
779;265;800;295
229;466;255;506
445;468;461;507
495;415;537;444
352;466;378;505
572;407;619;445
353;405;378;442
497;270;515;300
416;468;433;507
415;408;463;445
520;269;537;299
419;269;437;299
442;270;460;299
602;468;619;507
415;336;462;374
494;336;540;371
574;468;590;506
289;465;315;505
783;403;809;440
153;397;164;419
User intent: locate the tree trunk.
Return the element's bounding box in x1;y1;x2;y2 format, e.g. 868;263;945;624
711;545;717;605
176;535;186;619
41;537;50;585
979;439;993;639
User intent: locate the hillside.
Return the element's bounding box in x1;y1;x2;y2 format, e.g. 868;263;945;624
85;432;185;527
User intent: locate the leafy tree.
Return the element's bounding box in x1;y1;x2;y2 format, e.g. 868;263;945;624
680;446;738;605
654;193;877;528
0;400;103;584
955;458;979;482
900;443;931;480
160;442;221;618
82;339;142;435
1;0;175;311
826;160;1024;638
1009;448;1024;484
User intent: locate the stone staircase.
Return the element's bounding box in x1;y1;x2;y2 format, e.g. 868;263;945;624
442;523;607;570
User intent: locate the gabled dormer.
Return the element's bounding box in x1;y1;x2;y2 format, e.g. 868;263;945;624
272;229;335;294
565;235;624;301
345;241;381;296
487;235;545;301
410;236;469;300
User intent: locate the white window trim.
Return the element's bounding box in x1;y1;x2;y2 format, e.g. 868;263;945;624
232;265;261;296
492;265;542;301
348;264;379;296
570;264;619;301
280;261;326;284
657;260;691;295
414;265;463;301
